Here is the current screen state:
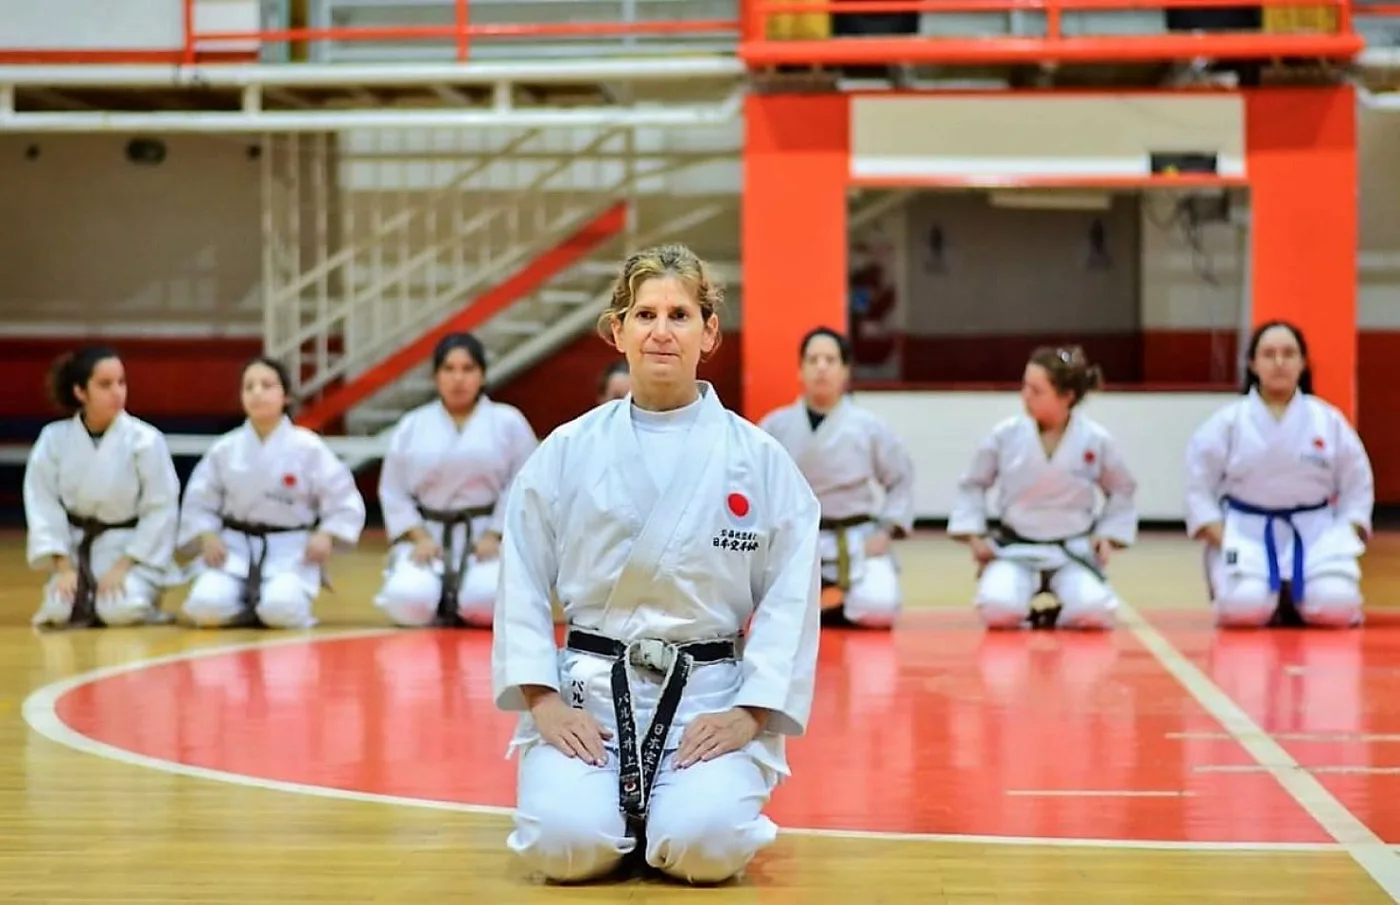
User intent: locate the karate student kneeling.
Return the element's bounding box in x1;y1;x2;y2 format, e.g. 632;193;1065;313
1185;320;1375;628
491;243;822;885
949;346;1139;630
177;357;367;629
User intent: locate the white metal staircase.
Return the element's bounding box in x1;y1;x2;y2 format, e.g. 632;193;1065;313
260;119;740;436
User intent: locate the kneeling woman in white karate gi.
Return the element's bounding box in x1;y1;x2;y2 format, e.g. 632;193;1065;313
1184;320;1374;628
23;346;183;629
759;327;914;629
949;346;1139;630
177;357;367;629
373;332;538;628
491;243;822;885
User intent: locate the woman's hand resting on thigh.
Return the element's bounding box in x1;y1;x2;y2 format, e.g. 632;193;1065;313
676;707;769;769
526;688;612;767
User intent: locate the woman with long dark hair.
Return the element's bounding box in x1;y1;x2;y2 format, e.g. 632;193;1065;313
1184;320;1374;628
24;345;181;628
177;356;366;629
373;333;538;628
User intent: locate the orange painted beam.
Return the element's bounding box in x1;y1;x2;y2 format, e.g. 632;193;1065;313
296;201;629;433
740;32;1363;67
742;94;849;422
1245;87;1357;422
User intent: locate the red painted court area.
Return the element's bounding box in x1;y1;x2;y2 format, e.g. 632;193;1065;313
53;613;1400;846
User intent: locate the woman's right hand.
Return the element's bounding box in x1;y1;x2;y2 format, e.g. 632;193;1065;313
53;567;79;603
201;532;228;568
968;536;996;565
410;535;440;566
529;691;612;766
1197;522;1225;548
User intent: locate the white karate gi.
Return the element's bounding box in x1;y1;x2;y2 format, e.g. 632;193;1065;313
760;397;914;628
176;417;367;629
1184;389;1374;628
23;412;182;627
492;382;822;885
950;412;1138;630
373;397;538;628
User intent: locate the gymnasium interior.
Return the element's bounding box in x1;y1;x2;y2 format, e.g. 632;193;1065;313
3;0;1400;900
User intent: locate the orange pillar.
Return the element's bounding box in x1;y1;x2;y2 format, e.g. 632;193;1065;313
1245;87;1358;421
741;93;850;421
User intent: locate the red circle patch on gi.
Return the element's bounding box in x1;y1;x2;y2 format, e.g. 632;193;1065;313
726;491;757;529
1084;450;1096;465
1313;437;1326;450
282;473;297;487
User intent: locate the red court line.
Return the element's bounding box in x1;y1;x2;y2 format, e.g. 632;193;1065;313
52;617;1332;844
1150;611;1400;844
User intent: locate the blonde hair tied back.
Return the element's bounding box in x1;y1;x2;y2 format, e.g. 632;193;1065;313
595;243;725;354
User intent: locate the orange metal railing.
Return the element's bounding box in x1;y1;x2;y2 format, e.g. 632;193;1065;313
0;0;1391;67
182;0;740;65
739;0;1367;65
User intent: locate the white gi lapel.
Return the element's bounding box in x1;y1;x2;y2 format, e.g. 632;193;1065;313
602;383;726;628
60;417;101;513
81;413;135;509
796;397;844;476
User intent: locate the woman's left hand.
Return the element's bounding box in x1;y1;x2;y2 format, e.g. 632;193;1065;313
474;532;501;561
304;531;334;564
675;707;766;769
1093;537;1117;565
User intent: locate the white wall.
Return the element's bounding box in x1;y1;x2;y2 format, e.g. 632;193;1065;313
0;0;259;52
0;134;262;335
861;390;1233;521
899;190;1141;337
0;102;1398;346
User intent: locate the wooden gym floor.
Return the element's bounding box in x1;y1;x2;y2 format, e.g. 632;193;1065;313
6;528;1400;903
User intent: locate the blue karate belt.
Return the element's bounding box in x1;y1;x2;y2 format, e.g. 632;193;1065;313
1222;496;1331;602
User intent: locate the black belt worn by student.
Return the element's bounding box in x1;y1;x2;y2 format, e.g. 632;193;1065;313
415;502;495;627
221;516;317;627
564;627;739;830
63;510;138;628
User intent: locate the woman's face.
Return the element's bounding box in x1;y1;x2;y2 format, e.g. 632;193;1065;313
76;356;128;427
435;347;484;412
800;334;848;404
241;362;287;422
1021;362;1072;426
1250;325;1305;398
610;274;717;388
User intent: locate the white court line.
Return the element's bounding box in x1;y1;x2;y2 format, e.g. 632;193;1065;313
14;627;1358;855
1119;602;1400;901
1195;765;1400;776
1005;790;1195;798
1170;731;1400;744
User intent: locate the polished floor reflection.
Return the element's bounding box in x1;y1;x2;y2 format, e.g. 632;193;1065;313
7;530;1400;903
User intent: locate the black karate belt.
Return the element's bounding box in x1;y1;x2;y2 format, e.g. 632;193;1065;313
221;517;317;628
564;627;739;828
988;523;1105;630
818;514;876;592
64;511;139;628
416;502;495;627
